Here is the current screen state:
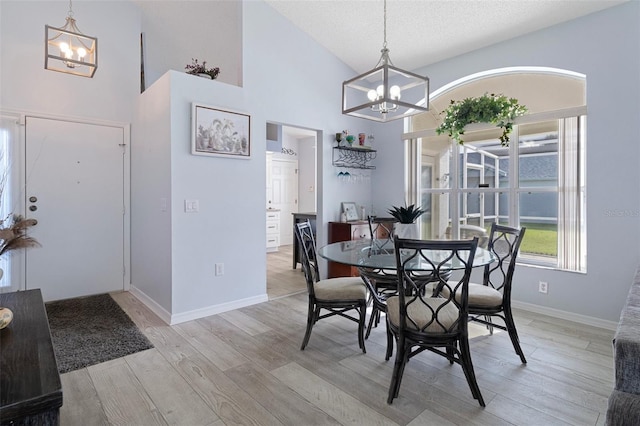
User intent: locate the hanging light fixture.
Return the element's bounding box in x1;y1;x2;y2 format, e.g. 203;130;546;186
342;0;429;122
45;0;97;78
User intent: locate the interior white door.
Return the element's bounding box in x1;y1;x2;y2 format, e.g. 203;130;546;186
270;159;298;245
25;117;125;301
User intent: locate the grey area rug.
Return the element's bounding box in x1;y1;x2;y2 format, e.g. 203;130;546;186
45;293;153;374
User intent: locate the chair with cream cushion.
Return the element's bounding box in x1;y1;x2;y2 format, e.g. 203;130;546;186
295;220;368;352
441;223;527;363
386;237;484;406
469;223;526;363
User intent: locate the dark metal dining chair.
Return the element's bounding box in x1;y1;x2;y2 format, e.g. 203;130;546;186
386;236;485;406
439;223;527;363
468;223;527;363
361;216;399;340
295;220;368;352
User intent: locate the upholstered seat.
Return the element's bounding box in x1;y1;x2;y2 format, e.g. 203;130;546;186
386;296;459;332
315;277;368;300
468;284;503;307
443;283;503;308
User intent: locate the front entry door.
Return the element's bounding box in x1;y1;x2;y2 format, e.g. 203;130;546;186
25;117;126;301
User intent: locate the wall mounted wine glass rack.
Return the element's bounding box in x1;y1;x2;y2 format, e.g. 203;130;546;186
332;146;377;169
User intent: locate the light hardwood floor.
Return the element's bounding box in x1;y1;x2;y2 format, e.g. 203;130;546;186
60;256;615;425
267;244;307;300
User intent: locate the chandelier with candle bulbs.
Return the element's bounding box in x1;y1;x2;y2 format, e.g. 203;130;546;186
342;0;429;122
45;0;97;78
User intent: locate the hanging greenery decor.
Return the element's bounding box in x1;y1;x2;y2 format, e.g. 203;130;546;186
435;93;527;146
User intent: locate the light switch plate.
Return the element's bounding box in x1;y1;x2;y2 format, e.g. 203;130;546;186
185;199;199;213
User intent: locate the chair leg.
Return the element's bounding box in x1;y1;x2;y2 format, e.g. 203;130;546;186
385;318;394;361
485;315;494;334
365;304;378;339
300;301;317;350
458;336;485;407
504;307;527;364
387;335;406;404
446;344;455;364
358;301;367;353
393;348;409;399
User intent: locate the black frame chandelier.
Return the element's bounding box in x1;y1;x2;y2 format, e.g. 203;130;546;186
342;0;429;122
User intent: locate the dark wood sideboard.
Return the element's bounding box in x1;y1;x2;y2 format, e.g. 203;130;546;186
0;289;62;425
327;221;372;278
292;212;316;269
327;219;396;278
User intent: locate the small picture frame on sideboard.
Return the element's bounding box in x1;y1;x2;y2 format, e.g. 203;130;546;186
341;202;359;221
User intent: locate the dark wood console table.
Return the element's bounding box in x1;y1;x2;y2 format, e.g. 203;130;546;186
0;289;62;425
292;212;316;269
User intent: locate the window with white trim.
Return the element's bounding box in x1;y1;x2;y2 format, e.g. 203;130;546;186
407;112;586;272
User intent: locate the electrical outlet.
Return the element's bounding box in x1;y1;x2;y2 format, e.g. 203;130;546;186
215;263;224;276
539;281;548;294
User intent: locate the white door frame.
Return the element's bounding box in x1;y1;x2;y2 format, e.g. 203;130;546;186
0;109;130;292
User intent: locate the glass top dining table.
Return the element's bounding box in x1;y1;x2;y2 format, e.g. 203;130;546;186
317;239;495;271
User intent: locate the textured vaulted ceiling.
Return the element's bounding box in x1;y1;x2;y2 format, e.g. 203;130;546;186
264;0;627;75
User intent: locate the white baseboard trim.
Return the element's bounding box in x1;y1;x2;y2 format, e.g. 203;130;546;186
129;285;173;325
169;294;269;325
129;286;269;325
512;300;618;331
129;285;171;324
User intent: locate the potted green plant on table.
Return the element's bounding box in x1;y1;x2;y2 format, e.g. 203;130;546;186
388;204;426;239
435;93;527;146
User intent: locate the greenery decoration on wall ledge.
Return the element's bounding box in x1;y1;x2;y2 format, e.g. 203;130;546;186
435;93;527;146
185;58;220;80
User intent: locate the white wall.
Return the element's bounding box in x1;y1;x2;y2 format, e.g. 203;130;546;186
0;0;375;320
373;1;640;324
137;0;243;88
243;0;374;253
130;1;379;321
0;1;141;123
168;72;263;317
131;74;173;312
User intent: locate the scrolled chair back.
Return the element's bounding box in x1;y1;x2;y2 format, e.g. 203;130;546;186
368;216;398;240
484;223;526;295
295;220;320;295
391;237;478;336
